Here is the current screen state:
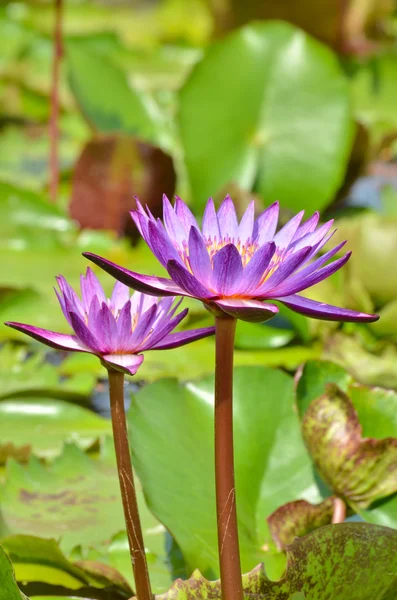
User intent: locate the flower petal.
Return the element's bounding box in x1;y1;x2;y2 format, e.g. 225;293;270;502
166;260;214;298
98;302;119;352
80;268;106;313
83;253;185;297
212;299;279;323
147;220;183;268
5;322;90;352
69;312;104;353
129;303;158;347
151;326;216;350
109;281;131;314
290;220;334;252
212;243;243;296
56;275;84;322
139;307;189;350
257;247;312;295
238;241;275;294
101;353;144;376
116;300;133;351
237;200;255;244
292;211;320;241
276;294;379;322
175;196;199;233
202;197;220;241
163;194;187;245
188;226;212;286
273;210;304;248
217;195;238;238
253;201;279;245
272;243;348;297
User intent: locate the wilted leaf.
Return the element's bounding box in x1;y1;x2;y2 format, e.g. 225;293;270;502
154;523;397;600
128;367;324;578
267;497;335;550
302;384;397;509
179;21;353;213
69;135;175;237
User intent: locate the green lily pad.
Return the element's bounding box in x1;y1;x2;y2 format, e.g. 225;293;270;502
154;523;397;600
0;397;110;461
0;344;94;402
128;366;324;578
0;544;26;600
67;41;171;150
179;21;353;213
301;384;397;510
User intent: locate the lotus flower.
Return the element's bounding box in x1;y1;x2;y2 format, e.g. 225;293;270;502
84;196;379;324
6;268;215;375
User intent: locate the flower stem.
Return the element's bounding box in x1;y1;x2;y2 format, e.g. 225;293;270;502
332;497;346;524
49;0;63;203
214;316;243;600
107;368;153;600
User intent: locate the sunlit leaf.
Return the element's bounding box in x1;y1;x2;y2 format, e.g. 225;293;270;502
179;21;353;213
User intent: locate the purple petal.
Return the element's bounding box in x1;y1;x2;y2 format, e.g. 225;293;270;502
276;294;379;323
212;299;279;323
83;253;185;297
253;201;279;245
292;212;320;241
87;296;102;340
129;303;158;347
212;244;243;296
69;312;103;353
80;268;106;313
130;206;150;239
290;220;334;253
5;322;90;352
237;242;275;294
166;260;213;299
148;221;183;268
151;326;216;350
217;195;238;238
116;300;133;350
109;281;131;313
174;196;199;233
98;303;119;351
101;353;144;376
272;242;347;296
277;252;351;297
257;247;312;295
273;210;304;248
56;276;84;321
202;197;220;241
188;226;212;287
139;307;189;350
237;201;255;244
162;194;187;244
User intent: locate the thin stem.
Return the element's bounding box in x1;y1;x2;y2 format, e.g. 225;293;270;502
108;369;153;600
49;0;63;203
214;316;244;600
332;497;346;524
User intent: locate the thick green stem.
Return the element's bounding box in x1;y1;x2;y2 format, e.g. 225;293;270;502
108;369;152;600
214;316;244;600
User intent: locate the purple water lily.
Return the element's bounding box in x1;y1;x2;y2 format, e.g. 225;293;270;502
84;195;379;324
6;268;215;375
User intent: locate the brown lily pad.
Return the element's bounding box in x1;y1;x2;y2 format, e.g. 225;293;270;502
69;134;175;239
302;384;397;509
